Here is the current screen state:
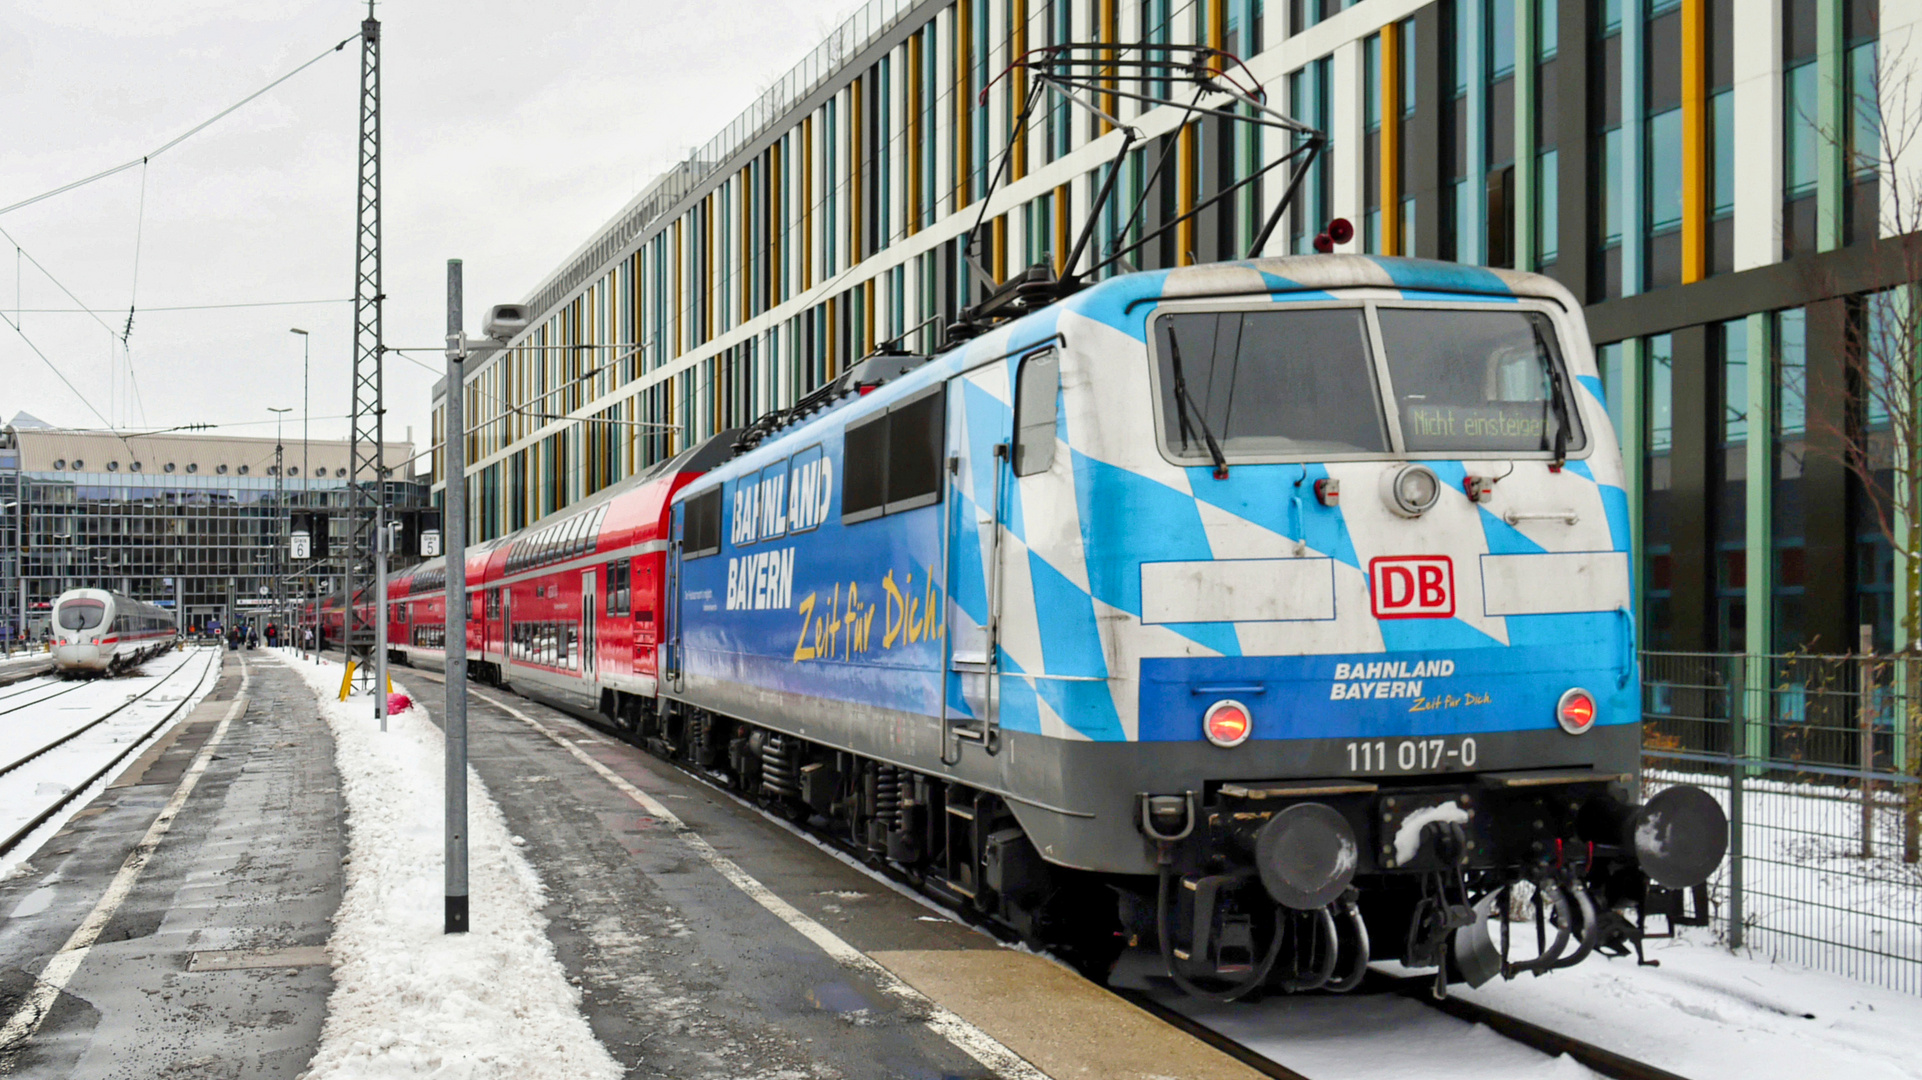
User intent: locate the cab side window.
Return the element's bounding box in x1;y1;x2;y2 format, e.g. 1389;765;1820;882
1013;348;1060;477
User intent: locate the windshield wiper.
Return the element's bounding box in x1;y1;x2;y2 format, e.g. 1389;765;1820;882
1166;327;1230;479
1531;319;1570;471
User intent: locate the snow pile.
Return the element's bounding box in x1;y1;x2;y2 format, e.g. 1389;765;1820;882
267;652;620;1080
1454;928;1922;1080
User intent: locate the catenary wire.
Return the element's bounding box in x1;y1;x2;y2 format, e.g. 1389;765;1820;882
0;35;358;219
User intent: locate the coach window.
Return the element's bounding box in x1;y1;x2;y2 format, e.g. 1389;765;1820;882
607;559;631;616
1013;348;1060;477
683;489;723;558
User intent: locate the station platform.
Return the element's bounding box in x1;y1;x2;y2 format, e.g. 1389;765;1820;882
0;650;1264;1079
0;652;53;686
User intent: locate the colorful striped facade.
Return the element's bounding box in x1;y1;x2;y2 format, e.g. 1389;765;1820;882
433;0;1921;655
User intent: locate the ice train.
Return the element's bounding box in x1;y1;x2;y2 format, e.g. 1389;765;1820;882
50;589;178;676
321;254;1728;996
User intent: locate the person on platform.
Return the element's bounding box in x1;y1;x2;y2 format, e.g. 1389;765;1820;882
265;623;279;648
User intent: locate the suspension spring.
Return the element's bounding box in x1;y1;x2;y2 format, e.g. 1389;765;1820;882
761;733;799;798
876;764;902;830
686;712;707;759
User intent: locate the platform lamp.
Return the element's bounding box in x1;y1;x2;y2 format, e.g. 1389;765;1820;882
1;499;17;656
270;407;291;642
291;329;312;658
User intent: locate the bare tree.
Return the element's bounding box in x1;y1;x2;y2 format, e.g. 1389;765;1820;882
1800;36;1922;860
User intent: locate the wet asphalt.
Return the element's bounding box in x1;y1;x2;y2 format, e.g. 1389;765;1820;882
0;650;342;1079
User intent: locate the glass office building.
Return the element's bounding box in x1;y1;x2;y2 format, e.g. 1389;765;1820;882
434;0;1920;656
0;423;421;638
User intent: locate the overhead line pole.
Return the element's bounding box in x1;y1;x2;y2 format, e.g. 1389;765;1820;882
348;4;385;716
444;259;470;934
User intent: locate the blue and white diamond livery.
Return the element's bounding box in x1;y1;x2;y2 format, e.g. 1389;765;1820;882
670;254;1639;876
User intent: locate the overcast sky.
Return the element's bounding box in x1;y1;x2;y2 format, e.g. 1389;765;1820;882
1;0;837;462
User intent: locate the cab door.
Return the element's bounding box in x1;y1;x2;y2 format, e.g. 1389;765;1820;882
943;348;1059;746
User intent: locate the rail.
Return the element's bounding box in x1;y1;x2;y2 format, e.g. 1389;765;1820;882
1641;650;1922;995
0;648;223;859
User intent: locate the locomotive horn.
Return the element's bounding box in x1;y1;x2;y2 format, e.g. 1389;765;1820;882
1254;803;1358;910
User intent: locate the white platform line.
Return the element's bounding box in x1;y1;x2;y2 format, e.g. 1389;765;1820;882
0;658;251;1052
470;689;1051;1080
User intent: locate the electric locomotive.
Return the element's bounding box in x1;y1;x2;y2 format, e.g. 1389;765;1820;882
654;254;1728;994
362;250;1725;997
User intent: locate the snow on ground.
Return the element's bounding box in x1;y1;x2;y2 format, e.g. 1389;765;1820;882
0;647;222;883
266;651;620;1080
1450;928;1922;1080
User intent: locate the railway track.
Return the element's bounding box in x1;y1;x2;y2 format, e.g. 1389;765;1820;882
0;648;223;860
391;660;1696;1080
0;678;87;715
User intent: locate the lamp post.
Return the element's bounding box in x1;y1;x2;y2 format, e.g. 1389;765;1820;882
1;499;18;656
292;329;313;658
270;407;291;646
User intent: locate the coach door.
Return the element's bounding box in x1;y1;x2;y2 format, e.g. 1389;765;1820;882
580;569;597;677
664;537;684;692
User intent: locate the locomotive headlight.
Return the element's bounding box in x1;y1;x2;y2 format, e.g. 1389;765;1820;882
1556;687;1597;734
1203;700;1253;748
1382;463;1442;518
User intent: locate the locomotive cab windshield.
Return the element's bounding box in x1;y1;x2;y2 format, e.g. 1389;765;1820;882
1151;302;1586;465
56;599;107;632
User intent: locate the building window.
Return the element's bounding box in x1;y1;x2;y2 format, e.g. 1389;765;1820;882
1844;3;1881;245
1597;341;1625;444
1535;0;1560;268
1644;333;1675;648
1773;308;1807;651
1364;33;1383;252
1783;0;1820;256
1592;2;1623;298
1714;319;1748;651
1288;57;1332;254
1643;1;1683;288
1853;294;1900;651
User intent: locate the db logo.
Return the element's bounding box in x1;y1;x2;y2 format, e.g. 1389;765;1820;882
1369;555;1454;619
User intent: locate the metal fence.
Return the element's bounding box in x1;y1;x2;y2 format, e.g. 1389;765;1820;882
1640;651;1922;994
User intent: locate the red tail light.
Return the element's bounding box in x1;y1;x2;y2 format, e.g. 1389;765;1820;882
1203;700;1253;748
1556;687;1597;734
